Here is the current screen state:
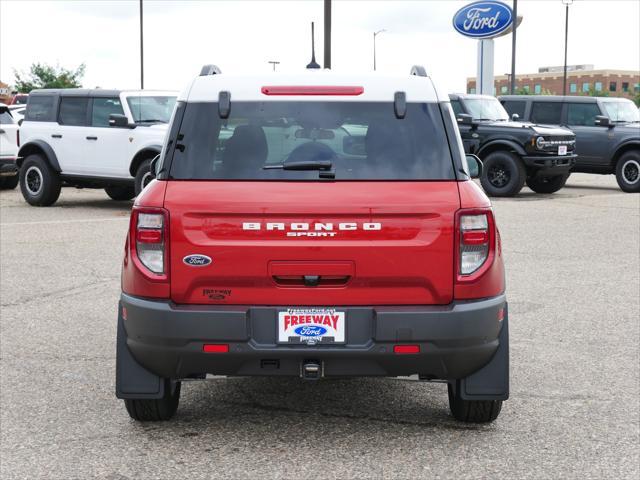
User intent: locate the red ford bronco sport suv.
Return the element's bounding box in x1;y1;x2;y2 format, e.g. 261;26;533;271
116;65;509;423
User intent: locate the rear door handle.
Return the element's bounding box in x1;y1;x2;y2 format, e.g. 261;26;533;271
51;134;62;138
86;136;98;140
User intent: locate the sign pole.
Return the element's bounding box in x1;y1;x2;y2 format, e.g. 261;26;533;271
510;0;517;94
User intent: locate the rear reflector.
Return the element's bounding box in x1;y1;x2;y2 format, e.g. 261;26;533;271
393;345;420;354
203;344;229;353
261;86;364;96
136;229;162;243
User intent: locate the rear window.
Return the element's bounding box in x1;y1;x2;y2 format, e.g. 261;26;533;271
167;102;455;181
25;95;56;122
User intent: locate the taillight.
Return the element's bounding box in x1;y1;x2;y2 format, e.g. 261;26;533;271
455;209;495;280
130;207;169;279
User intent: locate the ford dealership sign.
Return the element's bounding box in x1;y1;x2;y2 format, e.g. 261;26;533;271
453;1;513;39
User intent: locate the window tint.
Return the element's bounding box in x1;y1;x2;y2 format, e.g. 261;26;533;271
531;102;562;125
450;100;464;116
58;97;89;126
567;103;601;126
25;95;56;122
92;97;124;127
609;82;617;92
501;100;526;120
168;102;455;181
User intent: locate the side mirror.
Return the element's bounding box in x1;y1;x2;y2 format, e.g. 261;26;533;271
466;154;483;179
511;113;520;121
456;113;474;126
109;113;133;128
594;115;612;127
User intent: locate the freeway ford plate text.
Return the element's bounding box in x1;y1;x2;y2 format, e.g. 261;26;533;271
278;308;345;344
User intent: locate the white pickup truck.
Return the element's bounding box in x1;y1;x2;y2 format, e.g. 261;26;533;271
0;103;19;190
17;89;177;206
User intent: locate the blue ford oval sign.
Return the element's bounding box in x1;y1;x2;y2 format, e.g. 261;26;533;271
295;326;327;337
453;1;513;39
183;254;212;267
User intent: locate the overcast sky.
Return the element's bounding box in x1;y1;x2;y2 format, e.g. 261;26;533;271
1;0;639;93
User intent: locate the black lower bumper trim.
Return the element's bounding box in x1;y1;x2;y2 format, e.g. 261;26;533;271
118;293;508;383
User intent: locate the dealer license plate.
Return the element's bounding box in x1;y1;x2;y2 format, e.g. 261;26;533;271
558;145;568;155
278;308;345;344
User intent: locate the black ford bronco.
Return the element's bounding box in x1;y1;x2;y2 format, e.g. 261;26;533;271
450;93;577;196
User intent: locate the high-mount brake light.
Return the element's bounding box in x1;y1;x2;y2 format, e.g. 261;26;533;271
261;86;364;96
457;210;492;277
131;208;169;276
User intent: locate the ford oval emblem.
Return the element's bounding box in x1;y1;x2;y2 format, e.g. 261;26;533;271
183;254;212;267
295;326;327;337
453;1;513;39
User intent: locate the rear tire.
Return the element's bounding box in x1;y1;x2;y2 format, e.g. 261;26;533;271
134;157;155;196
0;175;19;190
480;151;526;197
448;384;502;423
526;172;570;194
124;380;181;421
19;154;62;206
105;185;135;201
615;150;640;193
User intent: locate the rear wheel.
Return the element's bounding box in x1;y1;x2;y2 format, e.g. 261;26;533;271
480;151;526;197
134;158;155;196
0;175;19;190
448;384;502;423
19;154;62;206
615;151;640;193
526;172;570;194
105;185;135;201
124;380;181;421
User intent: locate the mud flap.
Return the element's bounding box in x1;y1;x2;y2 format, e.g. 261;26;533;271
115;302;165;400
454;306;509;401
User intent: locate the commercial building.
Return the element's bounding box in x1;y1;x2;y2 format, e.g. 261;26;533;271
467;66;639;99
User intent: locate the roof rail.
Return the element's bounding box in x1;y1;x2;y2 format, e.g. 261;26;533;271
410;65;428;77
200;64;222;76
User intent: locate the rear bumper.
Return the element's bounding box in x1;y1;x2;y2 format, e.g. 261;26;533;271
522;153;576;173
0;157;18;176
119;293;507;382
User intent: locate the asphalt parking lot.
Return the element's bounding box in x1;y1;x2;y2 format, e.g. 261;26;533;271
1;174;638;479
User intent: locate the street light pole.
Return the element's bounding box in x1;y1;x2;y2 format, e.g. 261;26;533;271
510;0;517;94
139;0;144;89
562;0;573;96
268;61;280;72
373;29;385;71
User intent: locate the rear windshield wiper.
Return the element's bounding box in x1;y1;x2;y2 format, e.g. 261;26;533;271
264;160;333;171
136;119;167;123
264;160;335;178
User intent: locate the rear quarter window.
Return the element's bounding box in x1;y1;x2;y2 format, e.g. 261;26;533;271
167;101;455;181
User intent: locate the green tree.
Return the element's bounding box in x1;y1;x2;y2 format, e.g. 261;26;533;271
13;63;86;93
583;87;608;98
633;91;640;107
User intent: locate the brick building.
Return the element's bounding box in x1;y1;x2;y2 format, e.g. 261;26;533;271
467;65;640;99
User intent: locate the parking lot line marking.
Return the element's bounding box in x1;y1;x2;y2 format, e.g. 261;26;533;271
0;217;129;226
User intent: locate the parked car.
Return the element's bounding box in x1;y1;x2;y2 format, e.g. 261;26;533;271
115;65;509;423
500;95;640;193
0;103;19;189
449;94;577;196
17;89;177;206
9;93;28;105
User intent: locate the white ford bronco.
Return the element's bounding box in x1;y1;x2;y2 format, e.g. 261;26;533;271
17;89;177;206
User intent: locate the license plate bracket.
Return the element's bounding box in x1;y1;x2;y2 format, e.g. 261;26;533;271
278;308;346;345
